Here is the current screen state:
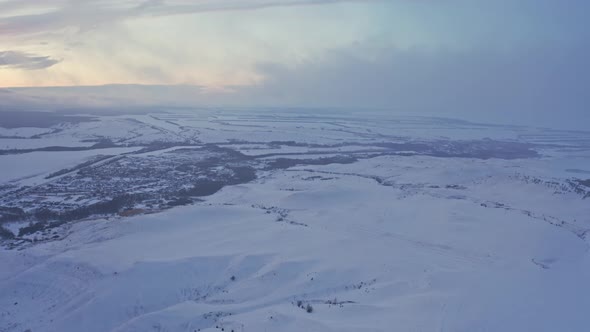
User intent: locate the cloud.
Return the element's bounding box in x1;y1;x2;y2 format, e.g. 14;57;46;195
2;43;588;129
0;84;207;109
0;0;378;37
0;51;60;70
239;44;590;129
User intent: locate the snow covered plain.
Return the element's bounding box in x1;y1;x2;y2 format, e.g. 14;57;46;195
1;109;590;332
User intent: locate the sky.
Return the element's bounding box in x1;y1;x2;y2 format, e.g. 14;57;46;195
0;0;588;128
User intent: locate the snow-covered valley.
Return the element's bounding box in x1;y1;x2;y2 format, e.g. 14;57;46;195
1;109;589;332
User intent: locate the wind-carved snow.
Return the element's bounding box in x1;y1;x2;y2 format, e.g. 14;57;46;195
1;110;590;332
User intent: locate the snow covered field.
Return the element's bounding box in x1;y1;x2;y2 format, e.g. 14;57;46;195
0;147;141;185
1;110;589;331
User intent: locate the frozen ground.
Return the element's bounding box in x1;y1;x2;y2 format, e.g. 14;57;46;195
0;147;141;185
1;109;589;332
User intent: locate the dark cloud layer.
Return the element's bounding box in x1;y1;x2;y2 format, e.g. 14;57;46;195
0;51;60;70
243;45;590;128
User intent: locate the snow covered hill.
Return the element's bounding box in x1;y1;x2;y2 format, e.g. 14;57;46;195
1;110;589;331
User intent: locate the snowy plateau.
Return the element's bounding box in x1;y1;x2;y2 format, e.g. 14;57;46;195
1;109;590;332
